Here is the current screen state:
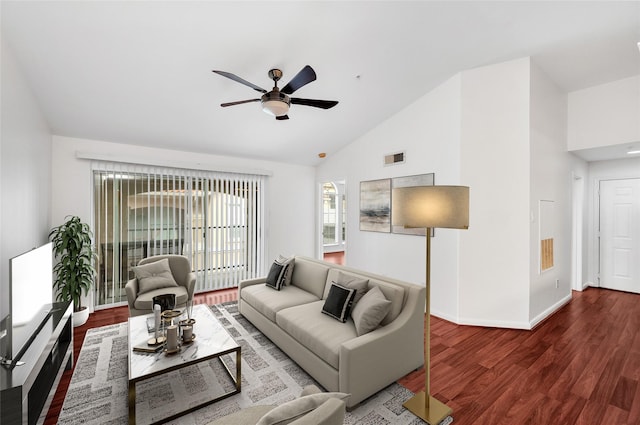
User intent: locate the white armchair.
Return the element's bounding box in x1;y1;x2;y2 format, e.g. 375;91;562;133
125;254;196;317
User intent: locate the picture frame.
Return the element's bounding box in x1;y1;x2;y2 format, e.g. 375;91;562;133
359;179;391;232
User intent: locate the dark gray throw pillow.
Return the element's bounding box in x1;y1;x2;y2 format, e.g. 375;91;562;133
322;283;356;322
266;262;286;290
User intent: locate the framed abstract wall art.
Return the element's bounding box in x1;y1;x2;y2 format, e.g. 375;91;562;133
359;179;391;232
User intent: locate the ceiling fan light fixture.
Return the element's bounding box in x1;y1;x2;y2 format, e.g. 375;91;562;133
262;100;290;116
261;91;290;117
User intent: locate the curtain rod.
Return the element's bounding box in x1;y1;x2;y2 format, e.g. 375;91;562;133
75;151;273;177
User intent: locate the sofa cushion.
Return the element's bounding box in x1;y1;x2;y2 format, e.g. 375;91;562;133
276;301;357;369
242;284;320;322
290;259;330;299
322;284;356;322
323;270;369;305
133;258;179;295
351;286;392;336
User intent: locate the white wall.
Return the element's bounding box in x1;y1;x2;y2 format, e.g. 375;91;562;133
568;75;640;150
318;56;585;329
316;74;463;321
458;58;532;328
51;136;316;310
0;38;52;322
586;157;640;287
528;62;575;325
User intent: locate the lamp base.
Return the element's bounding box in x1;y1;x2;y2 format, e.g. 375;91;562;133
403;391;452;425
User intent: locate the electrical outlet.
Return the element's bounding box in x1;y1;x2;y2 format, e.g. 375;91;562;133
555;279;559;288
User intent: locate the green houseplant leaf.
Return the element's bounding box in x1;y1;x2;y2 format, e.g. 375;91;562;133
49;216;97;312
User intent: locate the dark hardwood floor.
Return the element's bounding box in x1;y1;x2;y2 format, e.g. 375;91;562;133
400;287;640;425
45;287;640;425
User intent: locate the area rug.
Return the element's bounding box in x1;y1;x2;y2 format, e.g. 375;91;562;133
58;302;448;424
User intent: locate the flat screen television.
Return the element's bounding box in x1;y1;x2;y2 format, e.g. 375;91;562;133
9;243;54;361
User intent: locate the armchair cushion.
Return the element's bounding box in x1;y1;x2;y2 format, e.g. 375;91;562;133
133;258;179;295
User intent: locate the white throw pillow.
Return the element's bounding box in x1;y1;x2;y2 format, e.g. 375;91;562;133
256;392;350;425
133;258;179;295
277;255;295;286
351;285;392;336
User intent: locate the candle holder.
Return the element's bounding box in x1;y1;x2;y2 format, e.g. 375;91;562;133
179;317;196;344
161;310;183;355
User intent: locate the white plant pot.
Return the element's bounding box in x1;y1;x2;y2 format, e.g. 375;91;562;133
73;306;90;327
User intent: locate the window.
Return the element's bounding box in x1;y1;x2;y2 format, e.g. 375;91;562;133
93;163;265;308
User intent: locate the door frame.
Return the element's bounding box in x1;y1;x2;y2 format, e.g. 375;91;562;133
597;177;640;293
572;173;585;291
317;180;347;261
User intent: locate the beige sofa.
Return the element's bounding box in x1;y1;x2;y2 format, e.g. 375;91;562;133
238;256;425;408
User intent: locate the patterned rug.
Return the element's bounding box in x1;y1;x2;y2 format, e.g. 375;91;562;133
58;302;445;425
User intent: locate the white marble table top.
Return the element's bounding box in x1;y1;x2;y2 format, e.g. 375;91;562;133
128;304;239;382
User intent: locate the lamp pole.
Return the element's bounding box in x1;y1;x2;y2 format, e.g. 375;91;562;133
402;227;452;424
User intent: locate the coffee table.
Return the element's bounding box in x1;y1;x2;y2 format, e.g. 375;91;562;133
127;304;241;425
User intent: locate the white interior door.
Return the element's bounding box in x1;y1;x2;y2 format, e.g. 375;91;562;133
600;178;640;293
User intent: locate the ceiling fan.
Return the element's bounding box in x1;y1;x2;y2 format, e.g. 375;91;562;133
212;65;338;120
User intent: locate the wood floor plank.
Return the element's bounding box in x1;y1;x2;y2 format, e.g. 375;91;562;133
628;379;640;425
611;376;638;412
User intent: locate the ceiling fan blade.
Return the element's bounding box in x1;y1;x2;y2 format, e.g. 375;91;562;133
221;99;261;107
281;65;316;95
275;115;289;120
291;98;338;109
213;70;267;93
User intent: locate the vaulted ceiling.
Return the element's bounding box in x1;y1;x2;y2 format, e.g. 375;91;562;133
2;1;639;166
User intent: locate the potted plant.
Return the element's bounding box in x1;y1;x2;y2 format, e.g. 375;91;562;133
49;215;96;327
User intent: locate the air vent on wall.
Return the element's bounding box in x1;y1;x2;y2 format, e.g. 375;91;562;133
384;151;405;166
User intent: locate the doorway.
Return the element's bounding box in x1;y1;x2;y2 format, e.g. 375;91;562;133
320;181;346;265
599;178;640;293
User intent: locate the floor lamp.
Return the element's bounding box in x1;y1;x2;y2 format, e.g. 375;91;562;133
392;185;469;425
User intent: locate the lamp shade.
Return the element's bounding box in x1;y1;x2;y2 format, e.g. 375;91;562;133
262;100;290;117
392;185;469;229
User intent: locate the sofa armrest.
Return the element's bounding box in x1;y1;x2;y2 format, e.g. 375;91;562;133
338;286;425;406
289;398;345;425
237;277;267;314
239;277;266;290
124;278;138;310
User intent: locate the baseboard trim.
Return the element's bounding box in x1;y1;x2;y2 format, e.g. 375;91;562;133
529;293;572;329
456;316;531;330
435;293;573;330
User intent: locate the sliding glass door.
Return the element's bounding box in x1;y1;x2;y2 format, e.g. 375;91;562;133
93;163;265;308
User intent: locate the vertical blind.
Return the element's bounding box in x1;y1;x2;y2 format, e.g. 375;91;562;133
92;161;266;308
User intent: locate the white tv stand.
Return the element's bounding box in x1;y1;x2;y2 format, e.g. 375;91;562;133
0;301;73;425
